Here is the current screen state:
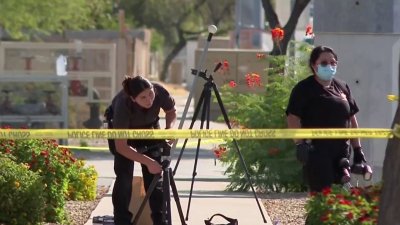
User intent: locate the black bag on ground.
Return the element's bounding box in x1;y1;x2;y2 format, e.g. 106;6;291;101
92;215;114;224
204;213;238;225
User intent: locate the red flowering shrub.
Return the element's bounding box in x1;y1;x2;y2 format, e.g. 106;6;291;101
0;136;98;224
306;184;381;225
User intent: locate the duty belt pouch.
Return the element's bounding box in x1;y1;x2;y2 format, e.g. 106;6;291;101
204;213;238;225
104;105;117;155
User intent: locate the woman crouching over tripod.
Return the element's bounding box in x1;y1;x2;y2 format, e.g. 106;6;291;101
106;75;176;225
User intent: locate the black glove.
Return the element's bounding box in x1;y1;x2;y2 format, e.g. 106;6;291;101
296;141;313;164
136;146;148;154
353;146;367;164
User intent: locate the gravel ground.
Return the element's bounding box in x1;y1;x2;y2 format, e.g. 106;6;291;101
262;192;309;225
58;190;308;225
45;185;109;225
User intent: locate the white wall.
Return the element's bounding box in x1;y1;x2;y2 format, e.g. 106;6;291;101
184;41;197;89
315;33;400;183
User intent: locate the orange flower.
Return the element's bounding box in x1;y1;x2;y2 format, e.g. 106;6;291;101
350;187;361;196
256;53;266;59
245;73;262;87
346;212;354;220
335;194;345;199
229;80;237;88
320;213;329;222
338;199;352;205
322;187;332;196
271;27;284;41
230;119;241;128
40;150;49;157
213;145;227;159
326;199;334;205
221;59;230;72
305;24;314;36
358;215;369;222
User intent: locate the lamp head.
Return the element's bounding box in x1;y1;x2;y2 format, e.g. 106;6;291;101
208;25;218;34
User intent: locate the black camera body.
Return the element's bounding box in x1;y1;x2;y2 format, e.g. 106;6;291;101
351;163;373;181
338;158;373;183
339;158;351;184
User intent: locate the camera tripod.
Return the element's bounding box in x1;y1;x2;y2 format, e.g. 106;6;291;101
172;63;267;223
131;142;187;225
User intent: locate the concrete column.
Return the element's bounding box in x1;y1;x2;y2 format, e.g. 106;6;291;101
314;0;399;33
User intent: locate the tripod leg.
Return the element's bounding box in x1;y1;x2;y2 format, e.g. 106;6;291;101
162;166;172;225
205;89;211;130
173;87;207;174
212;84;268;223
131;174;162;225
186;85;211;220
168;168;187;225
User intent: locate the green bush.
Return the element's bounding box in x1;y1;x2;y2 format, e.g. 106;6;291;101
0;154;46;225
219;42;313;192
67;160;98;201
0;138;98;224
8;139;70;223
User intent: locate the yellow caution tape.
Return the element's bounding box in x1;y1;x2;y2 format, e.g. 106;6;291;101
0;128;395;140
387;94;399;102
58;139;225;151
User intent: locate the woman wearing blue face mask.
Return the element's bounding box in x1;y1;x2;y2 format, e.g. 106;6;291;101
285;46;367;192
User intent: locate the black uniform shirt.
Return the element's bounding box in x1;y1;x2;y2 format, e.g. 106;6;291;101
111;83;175;129
286;75;359;147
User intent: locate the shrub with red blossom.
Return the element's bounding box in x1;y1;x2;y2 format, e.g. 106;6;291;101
306;184;381;225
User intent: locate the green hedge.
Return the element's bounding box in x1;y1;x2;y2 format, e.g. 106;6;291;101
0;154;46;225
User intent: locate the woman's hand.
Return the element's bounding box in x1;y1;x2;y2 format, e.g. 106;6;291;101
353;146;367;164
146;160;162;174
167;139;176;145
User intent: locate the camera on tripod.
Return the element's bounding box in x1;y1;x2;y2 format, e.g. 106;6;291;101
191;69;207;79
338;158;373;183
191;62;222;81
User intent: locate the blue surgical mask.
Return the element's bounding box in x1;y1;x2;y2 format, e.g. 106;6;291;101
317;64;337;80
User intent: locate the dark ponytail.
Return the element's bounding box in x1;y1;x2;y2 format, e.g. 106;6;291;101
122;75;153;98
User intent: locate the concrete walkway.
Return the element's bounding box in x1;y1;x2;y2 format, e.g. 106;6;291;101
81;94;273;225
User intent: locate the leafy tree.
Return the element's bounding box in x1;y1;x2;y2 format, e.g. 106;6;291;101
261;0;311;55
0;0;117;40
120;0;235;81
